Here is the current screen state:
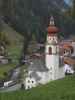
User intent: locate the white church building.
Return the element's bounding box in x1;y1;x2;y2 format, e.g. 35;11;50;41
24;16;65;90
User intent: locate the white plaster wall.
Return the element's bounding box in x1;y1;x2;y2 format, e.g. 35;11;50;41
36;72;50;84
72;42;75;56
64;64;74;74
58;67;65;79
45;54;59;69
46;54;65;80
45;42;65;80
47;36;58;44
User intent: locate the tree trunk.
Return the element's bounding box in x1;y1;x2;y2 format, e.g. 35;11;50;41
19;31;32;65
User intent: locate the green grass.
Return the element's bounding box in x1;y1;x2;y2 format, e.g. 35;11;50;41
0;64;16;79
0;24;23;79
7;45;22;60
0;44;23;79
0;75;75;100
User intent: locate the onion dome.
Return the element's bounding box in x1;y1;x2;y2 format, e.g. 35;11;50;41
47;16;59;34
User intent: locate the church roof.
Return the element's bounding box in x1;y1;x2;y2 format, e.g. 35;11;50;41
47;26;59;34
27;58;48;72
30;71;41;81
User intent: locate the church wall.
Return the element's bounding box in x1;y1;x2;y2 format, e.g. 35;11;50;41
72;42;75;56
36;72;50;84
45;55;59;69
58;67;65;79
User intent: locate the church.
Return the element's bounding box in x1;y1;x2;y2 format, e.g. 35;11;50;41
24;16;65;90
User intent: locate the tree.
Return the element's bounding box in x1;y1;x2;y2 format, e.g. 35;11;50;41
2;0;75;63
0;32;10;46
72;0;75;18
12;0;49;62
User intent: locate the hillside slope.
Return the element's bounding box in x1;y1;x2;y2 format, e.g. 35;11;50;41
1;20;23;45
0;75;75;100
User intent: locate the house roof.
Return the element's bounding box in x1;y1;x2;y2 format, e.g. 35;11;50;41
63;44;73;50
64;57;75;65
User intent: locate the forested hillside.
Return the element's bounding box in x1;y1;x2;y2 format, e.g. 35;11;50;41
0;0;73;38
1;0;73;39
0;0;75;59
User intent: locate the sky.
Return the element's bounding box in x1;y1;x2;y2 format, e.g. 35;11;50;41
65;0;71;5
65;0;72;6
65;0;69;4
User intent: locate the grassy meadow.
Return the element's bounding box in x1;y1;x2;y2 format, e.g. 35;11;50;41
0;44;23;79
0;75;75;100
0;24;24;79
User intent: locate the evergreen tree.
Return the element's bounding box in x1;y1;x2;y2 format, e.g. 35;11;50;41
2;0;75;63
72;0;75;19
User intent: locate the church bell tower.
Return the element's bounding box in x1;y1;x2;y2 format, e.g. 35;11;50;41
45;16;65;80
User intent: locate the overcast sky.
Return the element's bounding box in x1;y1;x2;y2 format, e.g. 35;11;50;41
65;0;69;4
65;0;71;4
65;0;72;6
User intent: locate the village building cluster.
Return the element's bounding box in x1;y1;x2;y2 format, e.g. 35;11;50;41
0;16;75;90
23;16;72;90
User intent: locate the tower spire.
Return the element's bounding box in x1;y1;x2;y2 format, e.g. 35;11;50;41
49;16;55;26
47;16;59;34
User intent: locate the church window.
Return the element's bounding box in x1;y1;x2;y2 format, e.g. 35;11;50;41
49;47;52;54
53;37;54;40
50;38;52;41
50;37;51;40
59;56;64;67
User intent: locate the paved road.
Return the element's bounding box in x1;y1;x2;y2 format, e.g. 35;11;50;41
0;83;21;92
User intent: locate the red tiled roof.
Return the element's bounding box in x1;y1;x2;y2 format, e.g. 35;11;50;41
47;26;59;34
64;57;75;65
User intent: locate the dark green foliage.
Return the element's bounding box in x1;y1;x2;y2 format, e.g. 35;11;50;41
0;32;9;46
72;0;75;19
2;0;75;40
2;0;75;61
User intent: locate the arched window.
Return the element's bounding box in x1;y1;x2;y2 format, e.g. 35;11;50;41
49;47;52;54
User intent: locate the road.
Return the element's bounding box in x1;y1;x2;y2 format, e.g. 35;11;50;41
0;83;21;92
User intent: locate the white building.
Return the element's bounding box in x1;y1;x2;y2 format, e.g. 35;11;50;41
24;16;65;90
64;64;74;74
45;16;65;80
